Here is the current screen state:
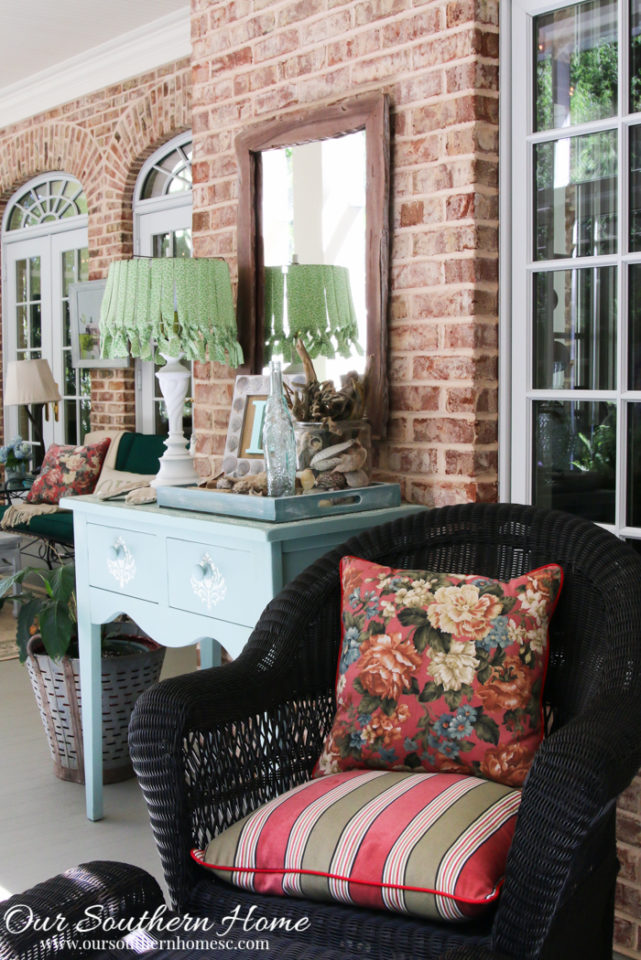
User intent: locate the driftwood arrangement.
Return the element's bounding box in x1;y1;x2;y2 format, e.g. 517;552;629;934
203;340;373;497
283;339;371;423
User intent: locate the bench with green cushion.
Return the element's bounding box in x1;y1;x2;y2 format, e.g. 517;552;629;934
0;432;167;547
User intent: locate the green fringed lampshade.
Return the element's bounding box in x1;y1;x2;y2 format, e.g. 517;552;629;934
264;263;361;363
99;258;243;367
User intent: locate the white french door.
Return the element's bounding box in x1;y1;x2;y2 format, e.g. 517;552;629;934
3;225;89;452
510;0;641;548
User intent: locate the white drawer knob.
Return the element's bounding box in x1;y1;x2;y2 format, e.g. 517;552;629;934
106;537;136;588
192;560;212;582
190;553;226;610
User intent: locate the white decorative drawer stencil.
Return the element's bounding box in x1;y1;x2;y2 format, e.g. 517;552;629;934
87;524;159;602
167;538;260;625
190;553;227;610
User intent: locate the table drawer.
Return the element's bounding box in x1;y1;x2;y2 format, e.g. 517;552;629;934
167;537;261;625
87;524;160;602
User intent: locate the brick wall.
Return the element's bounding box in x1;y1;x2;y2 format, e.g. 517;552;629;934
190;0;500;504
0;58;192;433
617;779;641;957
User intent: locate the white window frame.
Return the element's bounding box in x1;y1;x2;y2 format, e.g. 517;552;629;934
2;173;88;448
133;132;192;433
506;0;640;542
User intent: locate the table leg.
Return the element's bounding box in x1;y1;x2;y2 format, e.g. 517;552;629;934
199;637;221;670
78;620;103;821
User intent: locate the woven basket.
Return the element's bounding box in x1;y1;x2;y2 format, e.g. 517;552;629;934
26;627;165;784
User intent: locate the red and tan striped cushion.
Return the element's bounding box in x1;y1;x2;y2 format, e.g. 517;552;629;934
192;770;521;922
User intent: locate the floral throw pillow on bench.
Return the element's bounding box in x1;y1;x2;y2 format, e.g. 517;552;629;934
26;438;111;505
314;557;563;788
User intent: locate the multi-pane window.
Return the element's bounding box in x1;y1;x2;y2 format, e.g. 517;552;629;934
511;0;641;545
3;174;89;453
133;134;193;434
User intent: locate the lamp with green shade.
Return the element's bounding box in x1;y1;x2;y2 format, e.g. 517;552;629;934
263;261;361;364
100;257;243;488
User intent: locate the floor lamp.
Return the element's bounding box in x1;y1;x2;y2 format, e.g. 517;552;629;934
4;359;61;466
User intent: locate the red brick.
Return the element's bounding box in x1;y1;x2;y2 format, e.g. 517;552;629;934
413;417;475;444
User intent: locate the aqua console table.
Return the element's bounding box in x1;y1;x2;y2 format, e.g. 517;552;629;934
62;495;424;821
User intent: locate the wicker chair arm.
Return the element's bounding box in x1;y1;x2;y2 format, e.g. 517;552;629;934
0;861;164;960
492;694;641;958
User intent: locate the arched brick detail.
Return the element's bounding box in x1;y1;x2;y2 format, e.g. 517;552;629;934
0;121;102;226
100;70;192;272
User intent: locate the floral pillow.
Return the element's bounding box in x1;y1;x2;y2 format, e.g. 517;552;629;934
314;557;563;788
26;438;111;505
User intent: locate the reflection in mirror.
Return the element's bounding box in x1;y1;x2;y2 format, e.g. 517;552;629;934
236;94;390;437
261;132;366;383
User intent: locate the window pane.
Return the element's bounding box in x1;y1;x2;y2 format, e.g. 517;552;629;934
533;399;616;523
632;0;641;110
79;247;89;282
29;304;41;349
15;260;27;302
16;306;27;350
64;350;76;395
534;267;616;389
29;257;41;299
152;233;173;258
535;0;617;131
174;228;193;259
628;265;641;389
62;249;76;297
627;404;641;525
534;131;617;260
630;127;641;251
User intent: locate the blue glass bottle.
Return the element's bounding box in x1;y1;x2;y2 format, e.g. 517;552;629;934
263;360;296;497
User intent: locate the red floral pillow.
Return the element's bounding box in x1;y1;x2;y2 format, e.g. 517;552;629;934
314;557;563;788
26;438;110;505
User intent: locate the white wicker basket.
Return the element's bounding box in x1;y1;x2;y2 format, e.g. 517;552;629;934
26;627;165;783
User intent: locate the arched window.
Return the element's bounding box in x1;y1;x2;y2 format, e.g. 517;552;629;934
3;173;89;456
133;133;193;434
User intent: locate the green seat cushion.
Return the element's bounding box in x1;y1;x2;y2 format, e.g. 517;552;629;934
115;433;167;474
0;506;74;544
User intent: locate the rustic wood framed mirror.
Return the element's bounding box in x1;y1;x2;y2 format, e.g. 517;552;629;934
236;93;390;438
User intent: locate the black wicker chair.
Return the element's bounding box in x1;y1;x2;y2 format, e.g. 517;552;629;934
122;502;641;960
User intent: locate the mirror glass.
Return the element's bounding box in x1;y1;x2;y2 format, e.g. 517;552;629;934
261;131;367;382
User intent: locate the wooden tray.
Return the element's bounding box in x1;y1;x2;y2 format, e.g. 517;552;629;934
156;481;401;522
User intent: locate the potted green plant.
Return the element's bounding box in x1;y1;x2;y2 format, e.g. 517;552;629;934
0;561;165;783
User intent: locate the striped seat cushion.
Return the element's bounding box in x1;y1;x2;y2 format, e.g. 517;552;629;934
192;770;521;922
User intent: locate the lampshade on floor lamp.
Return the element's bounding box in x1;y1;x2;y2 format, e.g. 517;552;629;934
4;358;61;456
99;258;243;487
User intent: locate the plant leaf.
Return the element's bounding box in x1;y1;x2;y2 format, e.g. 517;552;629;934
443;688;462;710
413;625;432;653
424;627;450;654
37;603;75;661
402;676;421;696
397;608;429;628
474;714;500;745
381;698;397;717
418;680;442;702
477;664;493;684
16;598;41;663
358;694;382;715
501;596;517;614
478;582;505;599
368;620;386;635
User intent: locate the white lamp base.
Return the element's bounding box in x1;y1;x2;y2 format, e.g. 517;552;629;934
150;353;198;488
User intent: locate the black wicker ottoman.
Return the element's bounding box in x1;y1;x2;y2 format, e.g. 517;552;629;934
0;860;508;960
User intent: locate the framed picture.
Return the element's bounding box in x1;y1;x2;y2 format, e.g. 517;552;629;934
222;373;304;477
69;280;129;369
